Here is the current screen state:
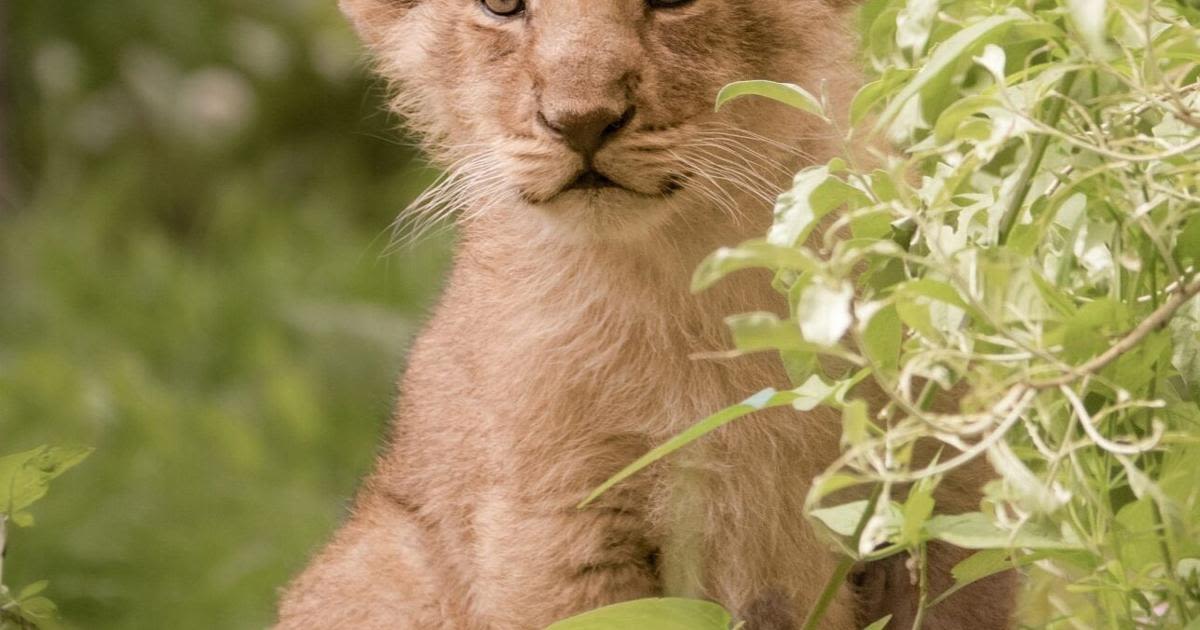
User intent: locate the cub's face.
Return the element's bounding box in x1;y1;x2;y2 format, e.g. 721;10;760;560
342;0;852;239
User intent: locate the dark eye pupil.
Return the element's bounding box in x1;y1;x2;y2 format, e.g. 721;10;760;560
648;0;694;7
482;0;524;16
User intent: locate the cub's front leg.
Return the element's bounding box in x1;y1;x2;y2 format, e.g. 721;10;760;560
466;485;664;629
854;541;1017;629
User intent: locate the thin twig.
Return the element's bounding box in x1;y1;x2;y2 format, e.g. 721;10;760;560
1032;276;1200;389
998;71;1079;245
910;543;930;630
801;485;884;630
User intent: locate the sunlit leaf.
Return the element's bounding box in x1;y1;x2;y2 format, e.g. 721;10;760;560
768;166;870;248
924;513;1082;550
693;241;820;292
580;387;812;507
874;10;1030;132
547;598;733;630
715;80;827;121
797;282;854;346
0;446;93;519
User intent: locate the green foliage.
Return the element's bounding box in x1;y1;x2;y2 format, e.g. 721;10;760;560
0;447;92;527
0;1;449;628
561;0;1200;627
0;447;90;630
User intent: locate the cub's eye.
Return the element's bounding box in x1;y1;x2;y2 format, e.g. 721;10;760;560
647;0;696;8
481;0;524;17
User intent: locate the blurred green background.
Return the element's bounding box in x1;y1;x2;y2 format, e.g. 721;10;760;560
0;1;451;628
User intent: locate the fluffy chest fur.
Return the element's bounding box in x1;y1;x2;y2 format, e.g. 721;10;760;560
276;2;1016;628
364;208;850;627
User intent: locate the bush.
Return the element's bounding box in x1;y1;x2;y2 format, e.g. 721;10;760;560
557;0;1200;627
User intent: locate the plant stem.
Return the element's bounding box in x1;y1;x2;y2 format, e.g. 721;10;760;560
998;71;1080;245
801;485;884;630
0;515;6;589
1032;276;1200;389
910;544;930;630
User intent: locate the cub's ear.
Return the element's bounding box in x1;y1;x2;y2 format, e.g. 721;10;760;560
339;0;419;46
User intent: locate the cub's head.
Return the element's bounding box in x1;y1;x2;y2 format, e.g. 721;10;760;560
342;0;856;241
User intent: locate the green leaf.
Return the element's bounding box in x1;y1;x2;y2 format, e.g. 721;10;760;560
851;70;915;126
874;10;1030;133
797;282;854;347
810;500;872;538
0;446;93;518
17;581;50;600
547;598;733;630
1178;214;1200;264
841;399;871;449
897;279;972;311
1170;296;1200;388
810;499;902;539
693;241;819;292
1029;270;1076;318
727;312;811;353
860;303;902;371
928;549;1023;607
715;80;827;120
580;387;809;507
768;165;870;248
933;94;1002;145
1057;298;1127;362
1065;0;1108;54
862;615;894;630
901;479;936;546
924;513;1081;550
895;0;938;58
809;473;869;506
895;297;940;342
781;349;818;386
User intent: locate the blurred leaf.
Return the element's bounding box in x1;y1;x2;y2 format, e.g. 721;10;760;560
548;598;733;630
810;500;902;539
901;479;936;546
580;387;808;508
862;615;894;630
895;0;938;58
727;312;818;354
797;282;854;347
841;400;871;449
1065;0;1108;54
928;549;1024;607
860;303;902;371
0;446;92;520
874;10;1030;132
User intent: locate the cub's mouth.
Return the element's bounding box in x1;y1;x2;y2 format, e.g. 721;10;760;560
566;169;621;191
553;168;684;201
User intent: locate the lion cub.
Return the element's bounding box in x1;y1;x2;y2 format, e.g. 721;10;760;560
277;0;1015;628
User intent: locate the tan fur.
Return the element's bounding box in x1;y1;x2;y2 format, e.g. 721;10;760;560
277;1;1015;628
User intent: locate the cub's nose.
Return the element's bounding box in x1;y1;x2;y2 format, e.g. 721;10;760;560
538;106;635;158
